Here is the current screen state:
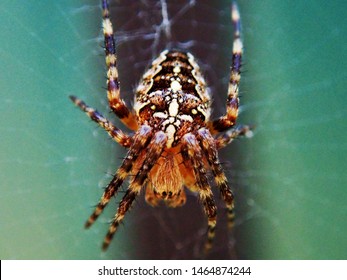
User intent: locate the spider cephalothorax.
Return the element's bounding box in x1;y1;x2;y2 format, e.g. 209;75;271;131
70;0;252;252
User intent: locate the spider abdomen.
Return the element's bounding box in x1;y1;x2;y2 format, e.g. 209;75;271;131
134;50;211;148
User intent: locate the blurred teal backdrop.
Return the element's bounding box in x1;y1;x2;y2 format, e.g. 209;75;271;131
0;0;346;259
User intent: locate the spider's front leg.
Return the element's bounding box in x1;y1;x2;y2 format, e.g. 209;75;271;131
197;128;236;228
102;131;167;250
84;125;153;229
209;3;242;134
102;0;138;131
181;133;217;253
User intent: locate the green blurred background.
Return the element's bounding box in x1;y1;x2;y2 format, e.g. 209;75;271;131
0;0;346;259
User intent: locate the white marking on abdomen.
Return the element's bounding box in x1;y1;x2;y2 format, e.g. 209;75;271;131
166;124;176;148
168;98;179;116
178;114;193;122
170;80;182;92
153;112;168;119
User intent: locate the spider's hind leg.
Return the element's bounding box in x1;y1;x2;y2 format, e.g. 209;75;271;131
209;2;242;134
102;0;138;131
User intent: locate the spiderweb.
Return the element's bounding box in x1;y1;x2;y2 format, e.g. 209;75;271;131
1;0;346;260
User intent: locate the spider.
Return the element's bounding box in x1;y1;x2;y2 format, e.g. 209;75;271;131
70;0;252;252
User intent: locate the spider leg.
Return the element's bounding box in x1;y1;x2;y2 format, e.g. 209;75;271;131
85;125;153;228
102;131;167;250
101;0;138;130
197;128;236;229
215;124;254;149
69;95;132;148
181;133;217;253
209;3;242;134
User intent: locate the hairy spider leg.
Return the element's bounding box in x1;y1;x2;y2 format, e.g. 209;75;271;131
181;133;217;253
209;2;242;133
102;0;138;130
69;95;132;148
215;124;254;149
197;128;235;229
85;126;153;228
102;131;167;250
